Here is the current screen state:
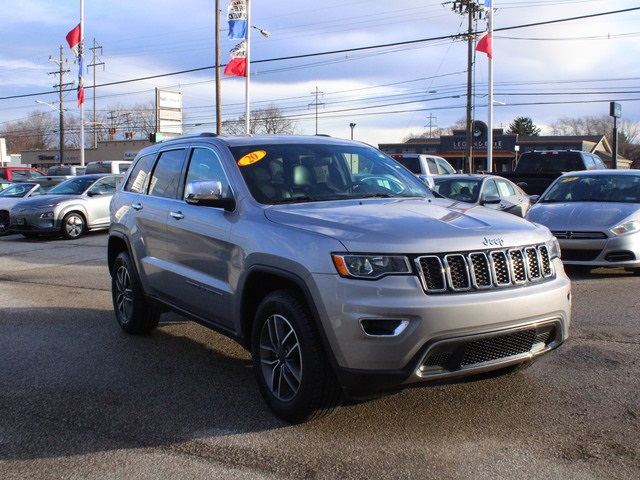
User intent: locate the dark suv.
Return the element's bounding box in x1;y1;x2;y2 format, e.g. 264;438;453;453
108;134;571;423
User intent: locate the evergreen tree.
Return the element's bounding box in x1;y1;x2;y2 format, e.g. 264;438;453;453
507;117;541;136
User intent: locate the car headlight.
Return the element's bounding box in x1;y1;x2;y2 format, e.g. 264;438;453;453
39;211;55;219
546;237;561;260
609;219;640;236
332;254;412;279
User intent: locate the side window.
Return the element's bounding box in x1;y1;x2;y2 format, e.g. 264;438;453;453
184;148;230;197
482;180;499;199
496;179;516;197
148;149;186;199
426;158;438;175
583;155;596;170
591;155;606;170
125;154;156;194
436;158;455;175
90;176;117;194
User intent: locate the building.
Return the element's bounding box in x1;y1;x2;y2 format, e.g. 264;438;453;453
378;121;631;172
19;139;153;171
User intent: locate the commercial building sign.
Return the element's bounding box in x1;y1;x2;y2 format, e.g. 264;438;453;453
156;88;183;136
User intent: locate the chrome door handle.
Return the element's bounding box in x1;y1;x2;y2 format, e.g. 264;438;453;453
170;211;184;220
132;203;143;210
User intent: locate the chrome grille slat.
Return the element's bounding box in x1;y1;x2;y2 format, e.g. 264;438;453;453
415;244;554;294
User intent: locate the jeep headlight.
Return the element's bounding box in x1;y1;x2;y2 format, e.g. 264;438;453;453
546;237;561;259
39;211;55;219
332;254;411;279
609;219;640;237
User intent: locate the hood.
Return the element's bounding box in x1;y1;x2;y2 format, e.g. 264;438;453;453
527;202;639;230
264;197;548;253
10;194;84;209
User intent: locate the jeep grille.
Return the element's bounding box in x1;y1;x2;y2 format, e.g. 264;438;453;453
415;244;553;293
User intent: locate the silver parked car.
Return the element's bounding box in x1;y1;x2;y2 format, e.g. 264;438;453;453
109;134;571;423
10;174;122;239
0;181;64;236
526;170;640;273
433;174;532;217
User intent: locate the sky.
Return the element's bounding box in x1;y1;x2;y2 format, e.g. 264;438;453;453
1;0;640;147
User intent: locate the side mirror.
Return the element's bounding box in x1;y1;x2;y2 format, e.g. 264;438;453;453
417;175;435;189
185;180;236;211
529;195;540;204
481;195;501;205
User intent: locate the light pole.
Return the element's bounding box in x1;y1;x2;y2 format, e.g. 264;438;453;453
349;123;356;140
35;100;65;163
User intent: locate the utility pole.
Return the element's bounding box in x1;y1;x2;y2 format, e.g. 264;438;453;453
425;113;438;138
88;39;105;148
215;0;222;134
48;46;73;164
449;1;483;173
309;87;324;135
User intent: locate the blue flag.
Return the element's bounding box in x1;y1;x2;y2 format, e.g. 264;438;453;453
228;0;247;39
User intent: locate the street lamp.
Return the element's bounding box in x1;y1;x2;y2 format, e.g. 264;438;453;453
349;123;356;140
35;99;65;163
251;26;271;37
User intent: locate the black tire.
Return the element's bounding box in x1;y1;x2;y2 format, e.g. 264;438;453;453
0;211;9;236
61;212;86;239
252;289;342;423
111;251;160;334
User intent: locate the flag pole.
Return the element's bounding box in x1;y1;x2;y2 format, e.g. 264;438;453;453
80;0;85;166
486;1;494;173
245;0;251;134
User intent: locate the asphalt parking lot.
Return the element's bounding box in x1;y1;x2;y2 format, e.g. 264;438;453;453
0;231;638;479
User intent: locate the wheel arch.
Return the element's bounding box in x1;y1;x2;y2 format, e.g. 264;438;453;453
107;232;132;276
238;266;328;355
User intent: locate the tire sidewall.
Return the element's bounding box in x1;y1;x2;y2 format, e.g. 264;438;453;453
62;212;86;239
251;290;330;423
111;251;159;334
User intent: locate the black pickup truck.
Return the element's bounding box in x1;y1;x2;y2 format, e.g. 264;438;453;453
495;150;607;195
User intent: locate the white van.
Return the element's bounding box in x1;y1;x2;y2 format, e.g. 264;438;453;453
85;160;132;175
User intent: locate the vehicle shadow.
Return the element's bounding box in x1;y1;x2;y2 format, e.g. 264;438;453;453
563;265;638;280
0;307;284;462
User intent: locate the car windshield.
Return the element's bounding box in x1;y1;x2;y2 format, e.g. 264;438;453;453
433;178;481;202
0;183;37;198
48;176;97;195
540;174;640;203
228;143;431;204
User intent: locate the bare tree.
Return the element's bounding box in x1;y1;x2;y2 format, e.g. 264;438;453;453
222;104;297;135
550;114;640;145
0;111;57;153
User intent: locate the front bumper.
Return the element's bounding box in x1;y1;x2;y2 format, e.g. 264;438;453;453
557;234;640;269
10;211;61;234
310;259;571;395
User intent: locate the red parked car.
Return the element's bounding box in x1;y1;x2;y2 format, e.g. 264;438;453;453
0;167;46;182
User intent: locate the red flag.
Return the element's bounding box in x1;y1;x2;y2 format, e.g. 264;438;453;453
476;33;493;58
224;58;246;76
66;24;82;55
224;40;247;77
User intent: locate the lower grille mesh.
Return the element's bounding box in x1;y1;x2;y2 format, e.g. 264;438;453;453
419;322;560;377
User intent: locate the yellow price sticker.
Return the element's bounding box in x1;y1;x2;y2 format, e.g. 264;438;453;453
238;150;267;166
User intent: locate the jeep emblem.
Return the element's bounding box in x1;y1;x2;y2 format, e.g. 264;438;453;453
483;237;505;247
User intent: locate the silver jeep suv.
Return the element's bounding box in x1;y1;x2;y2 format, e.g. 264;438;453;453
108;134;571;423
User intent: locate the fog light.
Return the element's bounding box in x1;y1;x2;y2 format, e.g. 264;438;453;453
360;319;409;337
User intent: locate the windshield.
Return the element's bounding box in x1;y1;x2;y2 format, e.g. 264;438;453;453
48;176;98;195
540;174;640;203
0;183;37;198
229;143;431;204
433;178;481;203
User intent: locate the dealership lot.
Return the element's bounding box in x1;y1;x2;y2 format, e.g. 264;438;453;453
0;232;638;479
